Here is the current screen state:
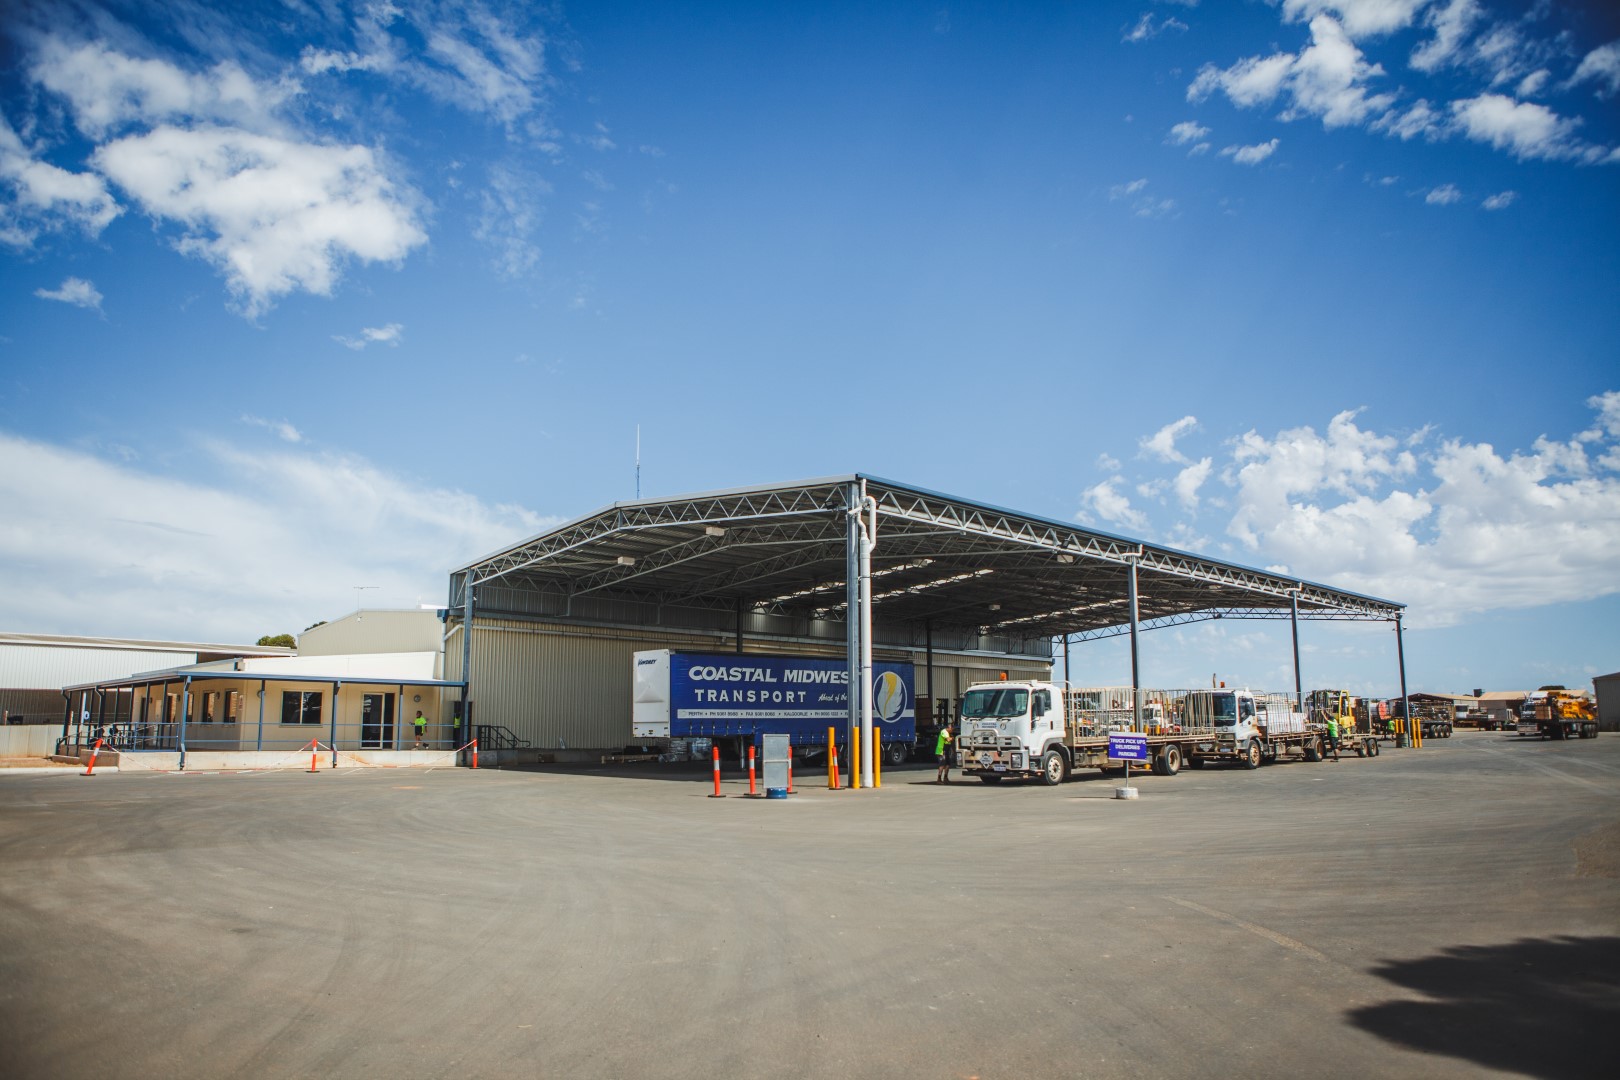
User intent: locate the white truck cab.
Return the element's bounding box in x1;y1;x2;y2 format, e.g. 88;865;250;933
956;681;1066;782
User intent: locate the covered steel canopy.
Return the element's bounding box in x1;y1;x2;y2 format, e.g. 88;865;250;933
450;474;1402;643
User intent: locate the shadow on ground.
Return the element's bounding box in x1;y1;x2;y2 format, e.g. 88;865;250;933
1349;935;1619;1079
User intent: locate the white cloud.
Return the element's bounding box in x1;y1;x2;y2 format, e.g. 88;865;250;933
1221;138;1280;164
1410;0;1482;72
1449;93;1587;162
0;113;122;247
34;276;103;309
1373;99;1442;140
475;162;548;278
1110;178;1150;199
1078;478;1149;532
1190;16;1395;129
241;415;304;443
1108;178;1175;218
1515;69;1549;98
1189;142;1211;156
28;38;298;139
1280;0;1431;39
1124;14;1188;44
1142;415;1199;464
334;323;404;350
1567;41;1620;99
1173;458;1214;509
1481;190;1517;210
1097;453;1122;473
0;430;554;641
1167;121;1211;145
93;125;427;317
1425;183;1462;204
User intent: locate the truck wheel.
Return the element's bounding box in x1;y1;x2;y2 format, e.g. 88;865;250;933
1355;743;1366;758
1154;744;1181;776
1242;742;1261;770
1186;754;1205;770
1304;739;1321;762
1369;738;1380;757
885;741;907;766
978;774;1003;785
1040;749;1069;786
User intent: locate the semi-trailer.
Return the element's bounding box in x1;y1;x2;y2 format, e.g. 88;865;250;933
631;650;917;764
954;681;1341;785
1516;688;1599;740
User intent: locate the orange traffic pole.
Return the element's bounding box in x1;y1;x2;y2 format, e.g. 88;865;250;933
827;727;839;790
747;743;757;796
709;745;725;798
472;738;479;769
308;739;319;773
787;750;795;794
82;738;103;776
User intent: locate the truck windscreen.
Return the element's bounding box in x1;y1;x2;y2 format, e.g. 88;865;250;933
961;689;1029;719
1208;693;1237;727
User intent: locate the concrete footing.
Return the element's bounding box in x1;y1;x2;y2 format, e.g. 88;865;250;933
1114;786;1139;800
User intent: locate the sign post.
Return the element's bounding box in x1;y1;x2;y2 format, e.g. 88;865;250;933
1107;733;1149;801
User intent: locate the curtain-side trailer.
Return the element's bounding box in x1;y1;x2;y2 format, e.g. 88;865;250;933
631;650;917;764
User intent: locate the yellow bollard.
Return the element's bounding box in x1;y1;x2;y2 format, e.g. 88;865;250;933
874;729;882;788
827;726;837;789
852;727;861;790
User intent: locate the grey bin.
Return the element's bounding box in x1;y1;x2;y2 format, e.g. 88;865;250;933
762;734;790;798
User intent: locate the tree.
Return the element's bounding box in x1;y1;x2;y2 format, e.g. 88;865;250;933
257;633;296;648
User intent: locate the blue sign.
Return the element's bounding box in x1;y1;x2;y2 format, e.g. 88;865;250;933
1107;734;1150;761
667;652;915;745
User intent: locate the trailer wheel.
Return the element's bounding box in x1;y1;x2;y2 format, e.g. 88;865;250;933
978;774;1003;784
1039;749;1069;786
885;741;908;766
1242;742;1261;770
1355;743;1366;758
1304;738;1323;762
1186;755;1205;770
1153;744;1182;777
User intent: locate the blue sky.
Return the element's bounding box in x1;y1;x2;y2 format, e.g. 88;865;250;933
2;0;1617;697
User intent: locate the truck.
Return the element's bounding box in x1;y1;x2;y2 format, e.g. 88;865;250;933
953;682;1338;785
631;650;917;764
1516;688;1599;740
1385;697;1454;740
1304;689;1383;758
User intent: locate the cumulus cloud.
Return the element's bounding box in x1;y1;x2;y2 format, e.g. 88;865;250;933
1079;477;1149;532
334;323;405;350
1481;190;1516;210
1280;0;1431;39
1410;0;1482;72
0;430;554;641
0;113;121;247
1221;138;1280;164
1102;399;1620;628
34;276;103;309
1167;121;1211;145
93;126;426;317
1142;415;1199;464
1449;93;1590;162
1108;178;1176;218
1567;41;1620;99
1190;16;1395;129
1425;183;1462;204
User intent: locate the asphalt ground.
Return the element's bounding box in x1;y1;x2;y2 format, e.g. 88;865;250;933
1;731;1615;1080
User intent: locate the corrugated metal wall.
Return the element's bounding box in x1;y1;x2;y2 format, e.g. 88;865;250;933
0;644;195;689
298;611;445;658
447;617;1053;750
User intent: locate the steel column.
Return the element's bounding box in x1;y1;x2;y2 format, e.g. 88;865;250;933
925;619;935;723
178;676;191;771
1128;559;1141;731
256;681;266;751
1396;614;1410;744
460;578;474;767
330;681;341;767
858;486;875;790
845;482;860;780
1062;635;1071;694
1290;593;1303;709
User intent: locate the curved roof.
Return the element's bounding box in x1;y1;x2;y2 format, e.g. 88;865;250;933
452;474;1402;642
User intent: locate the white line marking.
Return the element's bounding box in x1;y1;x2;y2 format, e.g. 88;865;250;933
1167;897;1328;961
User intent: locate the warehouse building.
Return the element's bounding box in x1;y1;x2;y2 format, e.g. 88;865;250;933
442;475;1407;772
1596;672;1620;733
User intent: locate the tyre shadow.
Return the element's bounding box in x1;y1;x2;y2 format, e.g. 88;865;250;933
1348;935;1619;1079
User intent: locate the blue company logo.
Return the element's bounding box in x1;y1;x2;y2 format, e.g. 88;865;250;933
873;670;909;721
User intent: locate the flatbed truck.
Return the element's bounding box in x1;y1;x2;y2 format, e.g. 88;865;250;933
955;682;1345;785
1517;689;1599;740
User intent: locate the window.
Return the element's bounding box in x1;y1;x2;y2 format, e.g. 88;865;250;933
224;689;240;723
202;691;218;723
280;690;323;725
